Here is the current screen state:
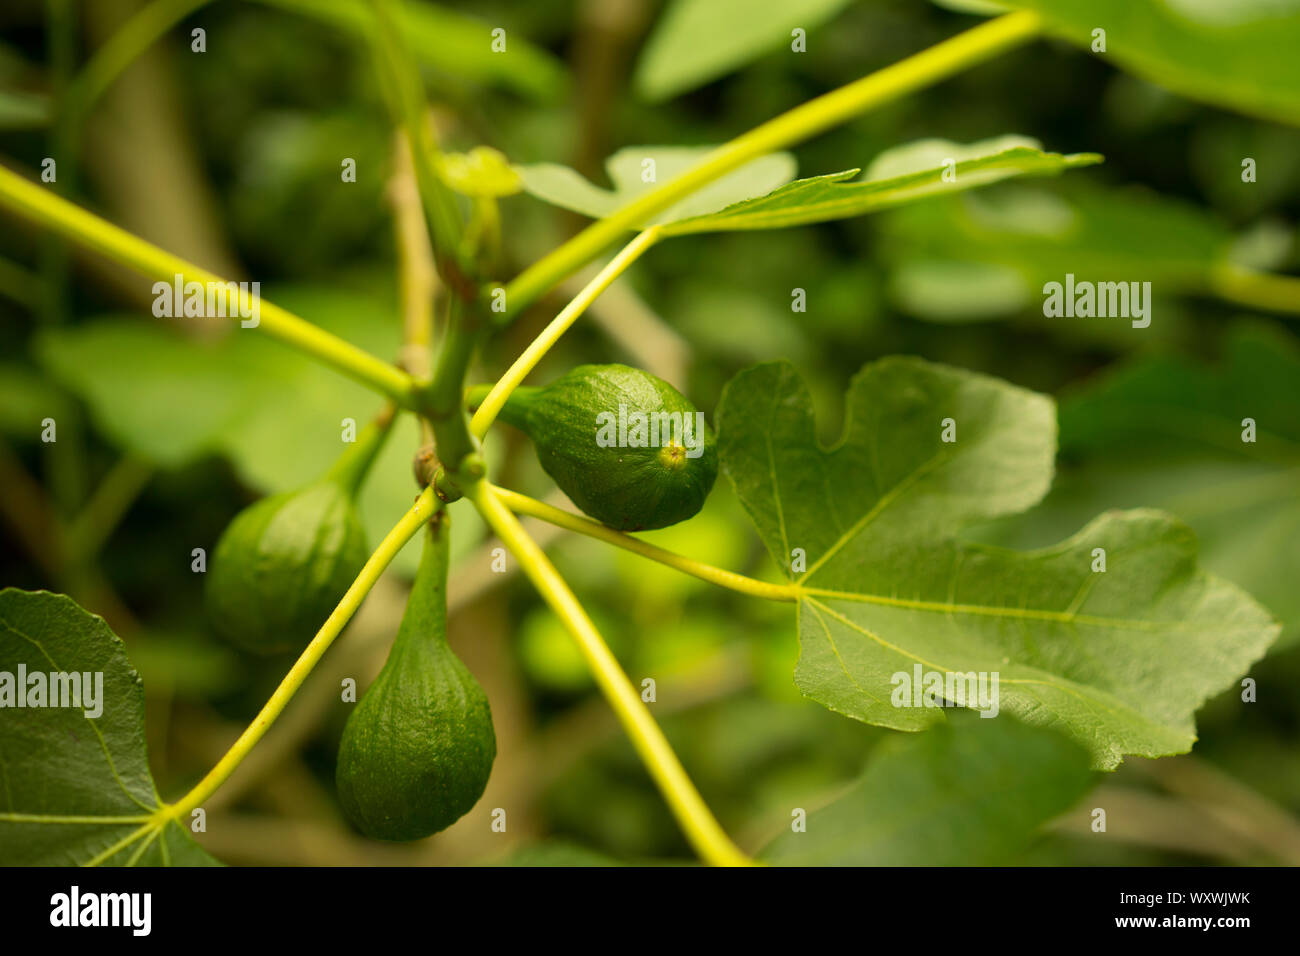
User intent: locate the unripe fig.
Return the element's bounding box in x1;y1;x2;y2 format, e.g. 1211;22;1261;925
335;520;496;840
205;482;368;655
205;417;390;655
495;363;718;531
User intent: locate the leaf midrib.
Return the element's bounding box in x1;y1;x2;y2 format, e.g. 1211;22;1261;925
804;596;1185;748
799;585;1221;632
666;148;1098;235
798;447;950;583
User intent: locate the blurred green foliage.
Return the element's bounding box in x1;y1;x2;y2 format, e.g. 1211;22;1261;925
0;0;1297;865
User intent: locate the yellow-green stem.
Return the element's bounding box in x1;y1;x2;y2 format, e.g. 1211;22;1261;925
370;0;469;293
389;128;438;379
1211;262;1300;316
468;481;754;866
62;453;154;563
67;0;215;124
0;165;420;407
162;486;440;819
43;0;77;326
424;297;483;490
471;227;661;437
501;10;1043;317
325;405;397;496
492;485;797;603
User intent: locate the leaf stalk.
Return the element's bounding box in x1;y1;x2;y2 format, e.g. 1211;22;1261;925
467;480;755;866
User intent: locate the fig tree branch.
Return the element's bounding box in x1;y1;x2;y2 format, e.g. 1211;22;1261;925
0;165;422;407
368;0;472;296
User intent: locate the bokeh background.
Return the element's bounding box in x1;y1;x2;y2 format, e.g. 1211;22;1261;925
1;0;1298;864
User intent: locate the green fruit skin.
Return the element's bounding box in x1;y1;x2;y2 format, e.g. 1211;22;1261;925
502;363;719;531
205;480;368;655
335;524;496;841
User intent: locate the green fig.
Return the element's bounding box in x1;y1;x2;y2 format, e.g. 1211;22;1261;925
492;363;718;531
335;519;496;841
205;417;390;655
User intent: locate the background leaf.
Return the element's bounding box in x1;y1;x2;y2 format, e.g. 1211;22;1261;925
491;840;624;866
252;0;568;102
975;323;1300;649
661;136;1100;236
1001;0;1300;125
716;358;1279;767
880;183;1232;326
3;0;1297;868
761;714;1094;865
34;288;484;574
0;589;220;865
634;0;854;101
0;362;74;437
515;146;796;226
0;90;48;130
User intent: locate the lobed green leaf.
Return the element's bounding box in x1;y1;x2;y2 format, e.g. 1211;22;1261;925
662;136;1101;236
34;287;486;575
252;0;568;103
999;0;1300;126
762;714;1094;865
0;589;220;865
881;183;1232;326
716;357;1279;768
980;323;1300;649
633;0;855;101
515;146;797;227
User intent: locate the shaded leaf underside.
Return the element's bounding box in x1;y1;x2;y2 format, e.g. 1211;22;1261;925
761;712;1094;865
663;142;1100;235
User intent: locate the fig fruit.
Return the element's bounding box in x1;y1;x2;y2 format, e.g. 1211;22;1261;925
335;519;496;841
205;416;390;654
494;363;717;531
